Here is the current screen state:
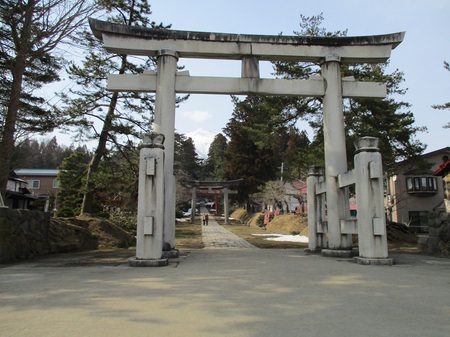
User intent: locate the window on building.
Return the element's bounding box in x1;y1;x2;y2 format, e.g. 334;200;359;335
28;180;40;189
409;211;429;233
53;179;59;188
405;176;438;193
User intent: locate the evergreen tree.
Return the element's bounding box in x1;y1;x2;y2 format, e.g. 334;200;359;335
174;133;201;180
12;137;75;169
432;61;450;129
0;0;96;199
173;132;202;215
57;0;171;214
281;127;311;179
57;148;91;217
224;13;425;204
204;133;228;180
223;95;295;200
89;144;140;213
273;13;426;173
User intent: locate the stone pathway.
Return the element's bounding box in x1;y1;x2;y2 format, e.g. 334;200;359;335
201;215;257;249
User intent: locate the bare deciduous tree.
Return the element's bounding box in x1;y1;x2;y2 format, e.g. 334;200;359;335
0;0;97;198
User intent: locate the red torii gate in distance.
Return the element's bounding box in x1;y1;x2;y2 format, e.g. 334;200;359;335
186;180;241;224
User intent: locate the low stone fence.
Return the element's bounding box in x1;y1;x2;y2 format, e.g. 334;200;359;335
418;212;450;255
0;208;50;263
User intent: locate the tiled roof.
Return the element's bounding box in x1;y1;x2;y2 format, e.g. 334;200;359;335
433;159;450;176
15;169;59;177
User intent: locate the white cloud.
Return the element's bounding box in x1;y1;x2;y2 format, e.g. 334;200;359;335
180;110;212;122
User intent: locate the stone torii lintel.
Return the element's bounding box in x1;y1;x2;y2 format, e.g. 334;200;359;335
107;73;387;98
89;18;404;64
185;179;243;189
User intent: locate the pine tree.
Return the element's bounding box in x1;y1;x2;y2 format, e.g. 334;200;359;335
273;13;426;173
57;148;91;217
0;0;96;199
432;61;450;129
204;133;228;180
223;96;292;200
174;133;201;180
57;0;171;214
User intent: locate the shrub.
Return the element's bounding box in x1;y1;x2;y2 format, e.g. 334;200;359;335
109;211;137;235
256;214;265;228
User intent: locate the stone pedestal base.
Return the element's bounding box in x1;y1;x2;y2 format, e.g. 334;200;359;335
304;248;323;254
162;249;179;259
321;249;355;258
353;257;395;266
128;257;169;267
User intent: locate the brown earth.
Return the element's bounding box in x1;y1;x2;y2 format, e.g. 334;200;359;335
48;210;419;254
228;209;419;252
49;214;135;253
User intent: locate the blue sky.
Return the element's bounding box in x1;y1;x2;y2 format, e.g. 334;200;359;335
149;0;449;153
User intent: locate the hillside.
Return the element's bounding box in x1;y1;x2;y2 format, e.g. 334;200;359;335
230;209;418;248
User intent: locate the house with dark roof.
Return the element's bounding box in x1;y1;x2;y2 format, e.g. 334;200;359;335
4;172;35;209
15;169;60;199
14;169;60;212
386;147;449;233
433;158;450;213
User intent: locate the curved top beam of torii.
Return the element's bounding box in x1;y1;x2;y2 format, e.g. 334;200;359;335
89;18;404;64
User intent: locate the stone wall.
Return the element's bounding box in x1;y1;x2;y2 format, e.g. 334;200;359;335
418;212;450;255
0;208;50;263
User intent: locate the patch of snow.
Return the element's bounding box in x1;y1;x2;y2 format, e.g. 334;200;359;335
186;128;216;159
252;234;309;243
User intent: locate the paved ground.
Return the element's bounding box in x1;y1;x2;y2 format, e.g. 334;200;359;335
1;219;450;337
201;215;256;248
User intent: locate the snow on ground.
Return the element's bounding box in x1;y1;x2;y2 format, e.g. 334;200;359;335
252;234;309;243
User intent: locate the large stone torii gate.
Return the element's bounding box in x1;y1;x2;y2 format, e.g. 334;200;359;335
89;19;404;265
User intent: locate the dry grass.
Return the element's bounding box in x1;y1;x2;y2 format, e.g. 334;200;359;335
175;214;309;249
176;212;419;252
175;218;204;249
223;222;308;248
219;211;309;249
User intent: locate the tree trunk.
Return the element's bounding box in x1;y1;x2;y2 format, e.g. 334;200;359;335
0;69;24;198
79;92;119;214
80;55;128;214
0;2;35;199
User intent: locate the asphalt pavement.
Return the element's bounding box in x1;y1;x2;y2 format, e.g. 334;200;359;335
1;218;450;337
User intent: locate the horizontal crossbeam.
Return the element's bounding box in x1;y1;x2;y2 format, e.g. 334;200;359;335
338;169;356;188
196;189;238;195
90;19;404;64
186;179;242;188
108;74;386;98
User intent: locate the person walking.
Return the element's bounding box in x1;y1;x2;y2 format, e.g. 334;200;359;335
204;213;209;226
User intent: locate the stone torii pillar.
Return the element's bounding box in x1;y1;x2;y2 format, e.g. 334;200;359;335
129;133;168;267
154;49;178;251
190;186;196;224
223;187;230;224
353;137;393;265
320;56;353;256
307;166;326;252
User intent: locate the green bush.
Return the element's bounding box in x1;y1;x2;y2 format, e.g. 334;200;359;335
256;214;265;228
109;211;137;234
